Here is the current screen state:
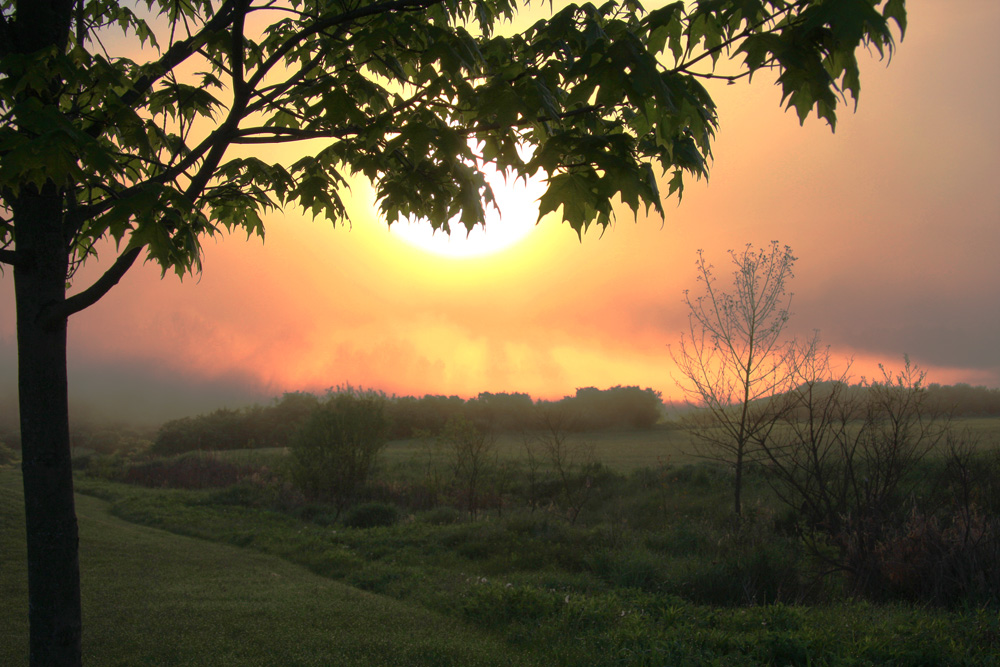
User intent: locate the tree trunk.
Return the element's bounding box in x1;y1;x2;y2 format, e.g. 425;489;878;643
734;446;743;518
14;185;82;666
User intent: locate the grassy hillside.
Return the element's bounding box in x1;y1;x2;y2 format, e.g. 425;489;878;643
0;468;533;666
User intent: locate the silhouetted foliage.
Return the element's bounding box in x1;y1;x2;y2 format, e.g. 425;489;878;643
289;389;390;515
561;386;664;430
152;392;320;455
155;385;666;453
0;440;16;466
341;502;400;529
925;383;1000;417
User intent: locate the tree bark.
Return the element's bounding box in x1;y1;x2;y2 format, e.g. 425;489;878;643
14;184;82;666
734;446;743;518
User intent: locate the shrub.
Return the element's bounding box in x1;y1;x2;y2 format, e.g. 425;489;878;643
289;388;390;515
342;502;400;529
861;506;1000;606
123;454;257;489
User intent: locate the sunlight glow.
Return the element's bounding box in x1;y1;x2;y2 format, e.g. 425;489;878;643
390;158;547;259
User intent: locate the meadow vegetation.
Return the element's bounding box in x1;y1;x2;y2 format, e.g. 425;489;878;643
2;389;994;664
4;383;999;663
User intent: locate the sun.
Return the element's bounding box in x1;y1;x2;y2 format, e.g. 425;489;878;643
390;161;547;259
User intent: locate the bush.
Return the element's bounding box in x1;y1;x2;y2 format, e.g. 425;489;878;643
289;388;390;514
122;454;257;489
342;502;400;529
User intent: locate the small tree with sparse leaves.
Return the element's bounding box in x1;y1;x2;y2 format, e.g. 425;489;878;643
673;241;797;517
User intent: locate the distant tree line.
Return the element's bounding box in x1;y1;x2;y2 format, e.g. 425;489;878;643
770;381;1000;422
925;383;1000;417
149;386;665;456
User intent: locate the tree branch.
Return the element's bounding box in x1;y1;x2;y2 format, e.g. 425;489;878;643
108;0;241;124
0;248;18;267
230;0;249;99
232;125;362;143
670;3;800;77
244;0;446;93
43;246;142;323
0;10;10;57
462;103;605;135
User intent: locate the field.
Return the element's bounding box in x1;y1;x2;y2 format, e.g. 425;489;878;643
382;425;699;471
4;420;1000;665
0;469;532;666
217;417;1000;473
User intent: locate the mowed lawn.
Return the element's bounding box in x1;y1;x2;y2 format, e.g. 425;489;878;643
0;469;533;666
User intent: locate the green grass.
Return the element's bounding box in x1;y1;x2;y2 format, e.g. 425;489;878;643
60;468;1000;665
11;420;998;664
382;425;696;473
207;417;1000;474
0;468;536;666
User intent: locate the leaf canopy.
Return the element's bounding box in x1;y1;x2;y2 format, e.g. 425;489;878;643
0;0;905;286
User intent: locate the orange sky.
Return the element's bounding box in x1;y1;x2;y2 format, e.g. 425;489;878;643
2;2;998;423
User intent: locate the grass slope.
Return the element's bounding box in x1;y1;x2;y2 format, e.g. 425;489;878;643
0;468;533;666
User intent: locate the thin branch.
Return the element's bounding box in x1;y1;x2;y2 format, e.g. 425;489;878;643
462;103;604;135
671;2;802;76
232;125;362;143
689;70;753;83
98;0;241;132
244;0;446;93
44;246;143;323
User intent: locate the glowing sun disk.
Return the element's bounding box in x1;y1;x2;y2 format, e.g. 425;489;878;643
390;162;546;259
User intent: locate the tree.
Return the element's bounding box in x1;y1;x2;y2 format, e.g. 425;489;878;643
758;354;952;593
0;0;905;662
441;415;496;518
672;241;797;517
289;388;390;515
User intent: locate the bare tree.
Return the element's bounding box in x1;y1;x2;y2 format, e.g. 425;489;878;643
673;242;797;517
442;417;496;520
533;406;597;525
759;353;953;594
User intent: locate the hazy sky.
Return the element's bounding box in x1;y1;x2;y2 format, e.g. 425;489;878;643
2;2;998;424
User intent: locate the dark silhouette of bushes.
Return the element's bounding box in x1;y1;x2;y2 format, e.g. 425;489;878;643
151;385;666;455
123;454;259;489
0;440;17;466
289;389;390;516
559;386;663;430
152;392;320;455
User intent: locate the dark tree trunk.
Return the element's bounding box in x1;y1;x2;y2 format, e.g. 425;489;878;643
734;446;744;518
14;184;82;666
